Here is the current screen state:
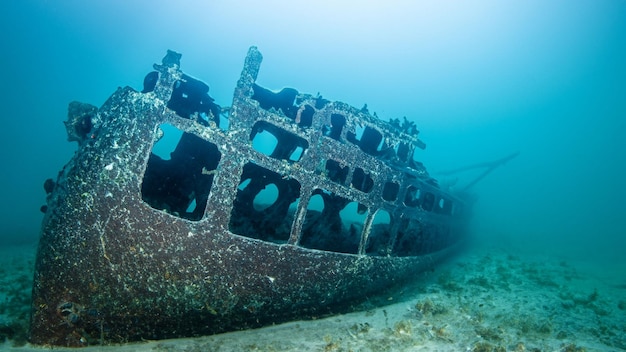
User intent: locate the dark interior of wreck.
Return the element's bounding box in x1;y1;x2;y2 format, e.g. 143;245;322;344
138;69;461;258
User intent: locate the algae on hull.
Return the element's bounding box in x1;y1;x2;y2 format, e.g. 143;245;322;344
31;47;469;346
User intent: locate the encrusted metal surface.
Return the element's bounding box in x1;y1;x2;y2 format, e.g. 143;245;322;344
31;47;469;346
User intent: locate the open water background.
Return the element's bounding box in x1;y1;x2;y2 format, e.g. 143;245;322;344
1;0;625;271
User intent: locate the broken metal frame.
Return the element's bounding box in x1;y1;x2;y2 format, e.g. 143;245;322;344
31;47;470;346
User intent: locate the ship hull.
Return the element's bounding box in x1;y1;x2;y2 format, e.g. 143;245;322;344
31;47;469;346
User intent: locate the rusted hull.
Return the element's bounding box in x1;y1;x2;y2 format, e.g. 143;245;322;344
31;47;469;346
32;206;457;345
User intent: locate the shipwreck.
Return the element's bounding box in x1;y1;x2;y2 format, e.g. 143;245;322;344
31;47;471;346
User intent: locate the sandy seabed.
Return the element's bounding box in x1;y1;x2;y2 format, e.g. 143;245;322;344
1;242;624;352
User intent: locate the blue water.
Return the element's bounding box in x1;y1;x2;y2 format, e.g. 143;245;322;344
4;0;624;257
1;0;625;333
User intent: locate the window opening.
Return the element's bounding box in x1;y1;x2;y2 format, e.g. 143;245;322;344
395;142;410;162
434;197;453;215
300;189;365;254
324;159;348;184
322;113;346;140
404;185;421;207
229;163;301;244
250;121;308;162
296;105;314;127
422;192;435;211
366;209;392;256
382;181;399;202
347;126;385;156
141;126;221;221
351;167;374;193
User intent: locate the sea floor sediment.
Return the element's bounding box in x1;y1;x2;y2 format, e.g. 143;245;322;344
1;242;624;351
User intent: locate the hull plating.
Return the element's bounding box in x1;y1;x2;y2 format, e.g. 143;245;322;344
31;47;469;346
